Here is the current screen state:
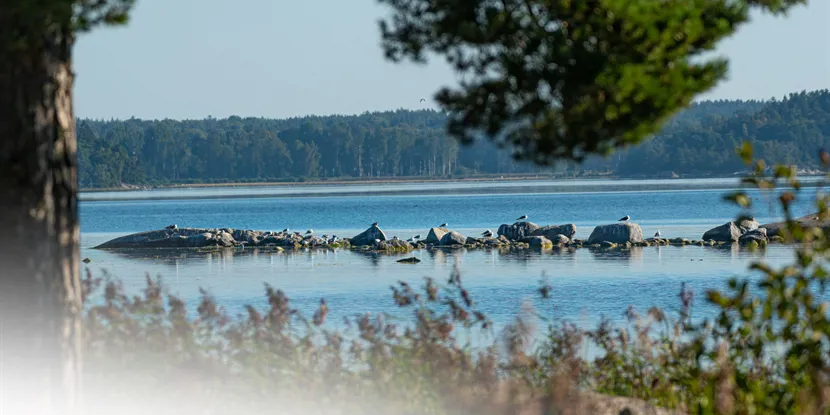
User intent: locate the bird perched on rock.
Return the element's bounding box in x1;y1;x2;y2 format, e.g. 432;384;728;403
165;224;178;230
515;215;528;221
371;221;379;227
481;229;493;237
306;229;313;235
439;223;448;228
654;229;662;238
283;228;289;233
618;215;631;222
413;235;421;240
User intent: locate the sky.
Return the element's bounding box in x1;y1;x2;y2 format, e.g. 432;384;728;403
74;0;830;120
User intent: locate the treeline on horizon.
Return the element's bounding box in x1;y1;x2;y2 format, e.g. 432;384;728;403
78;89;830;188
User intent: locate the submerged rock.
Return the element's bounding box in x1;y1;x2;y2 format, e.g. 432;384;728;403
396;256;421;264
350;225;387;246
497;221;541;241
531;224;576;240
587;223;643;244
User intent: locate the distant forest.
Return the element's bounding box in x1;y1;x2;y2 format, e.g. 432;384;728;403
78;89;830;188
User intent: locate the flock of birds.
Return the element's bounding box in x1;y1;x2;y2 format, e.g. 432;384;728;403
164;213;668;245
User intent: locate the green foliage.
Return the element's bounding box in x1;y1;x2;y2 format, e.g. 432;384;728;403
378;0;806;165
0;0;133;51
617;90;830;177
73;0;135;31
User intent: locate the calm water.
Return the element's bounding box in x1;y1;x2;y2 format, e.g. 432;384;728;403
79;178;823;333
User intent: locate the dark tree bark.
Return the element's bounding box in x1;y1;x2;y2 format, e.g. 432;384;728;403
0;8;82;415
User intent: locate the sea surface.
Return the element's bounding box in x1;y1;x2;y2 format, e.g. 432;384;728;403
79;177;826;337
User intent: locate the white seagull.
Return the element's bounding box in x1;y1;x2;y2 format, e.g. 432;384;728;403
305;229;313;235
481;229;493;237
165;224;178;230
618;215;631;222
654;229;662;238
515;215;528;221
439;223;448;228
371;221;379;227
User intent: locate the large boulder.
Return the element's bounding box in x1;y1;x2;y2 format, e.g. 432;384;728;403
425;227;449;244
94;227;240;249
497;222;541;241
702;222;743;242
439;231;466;246
216;231;236;247
587;223;643;244
761;212;830;238
531;224;576;240
349;225;387;246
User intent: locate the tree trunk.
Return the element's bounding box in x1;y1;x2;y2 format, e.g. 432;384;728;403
0;14;82;415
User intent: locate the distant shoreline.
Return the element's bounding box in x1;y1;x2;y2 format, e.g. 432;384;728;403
79;172;784;193
79;174;606;193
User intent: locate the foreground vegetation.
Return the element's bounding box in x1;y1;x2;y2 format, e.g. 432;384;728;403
78;90;830;188
81;151;829;415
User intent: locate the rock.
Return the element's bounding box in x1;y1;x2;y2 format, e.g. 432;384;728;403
497;222;541;241
587;223;643;244
465;236;480;245
231;229;263;245
350;225;387;246
425;227;449;244
388;239;410;248
95;228;240;248
216;231;235;247
761;212;830;238
738;218;760;232
549;234;571;246
702;222;743;242
439;231;466;246
396;257;421;264
739;228;768;245
258;235;283;246
531;224;576;240
599;241;617;249
520;236;552;248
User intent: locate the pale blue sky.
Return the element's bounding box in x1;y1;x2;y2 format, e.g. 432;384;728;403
74;0;830;120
